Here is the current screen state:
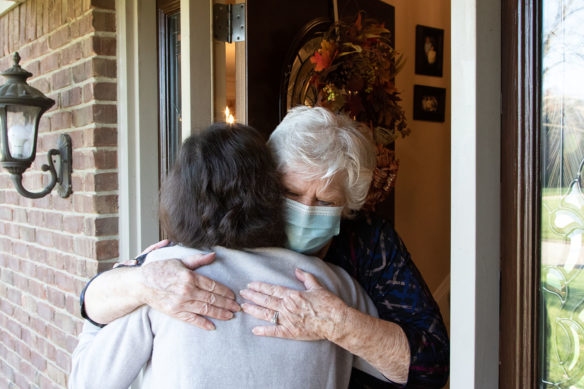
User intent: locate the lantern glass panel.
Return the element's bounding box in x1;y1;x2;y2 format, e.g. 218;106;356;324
2;105;41;160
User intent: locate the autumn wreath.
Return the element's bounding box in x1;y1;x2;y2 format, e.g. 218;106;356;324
308;12;410;210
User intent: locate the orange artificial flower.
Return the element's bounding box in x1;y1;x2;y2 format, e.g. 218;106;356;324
310;40;337;71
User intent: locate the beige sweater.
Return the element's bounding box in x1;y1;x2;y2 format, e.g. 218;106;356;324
69;246;387;389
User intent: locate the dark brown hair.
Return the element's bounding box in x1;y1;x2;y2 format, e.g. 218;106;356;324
159;123;286;249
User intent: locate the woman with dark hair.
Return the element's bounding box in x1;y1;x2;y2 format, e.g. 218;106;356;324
69;123;387;388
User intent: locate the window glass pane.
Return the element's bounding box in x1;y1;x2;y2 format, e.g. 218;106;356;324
540;0;584;387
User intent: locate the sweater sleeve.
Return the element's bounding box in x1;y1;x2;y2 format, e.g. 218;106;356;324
326;214;450;388
69;307;153;389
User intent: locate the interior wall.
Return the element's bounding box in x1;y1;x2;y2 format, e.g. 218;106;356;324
383;0;451;310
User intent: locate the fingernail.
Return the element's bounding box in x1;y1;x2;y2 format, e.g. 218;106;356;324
252;327;263;335
239;289;248;296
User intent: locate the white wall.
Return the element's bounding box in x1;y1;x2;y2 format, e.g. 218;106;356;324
384;0;451;305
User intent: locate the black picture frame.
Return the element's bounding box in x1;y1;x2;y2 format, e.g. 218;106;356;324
415;25;444;77
413;85;446;122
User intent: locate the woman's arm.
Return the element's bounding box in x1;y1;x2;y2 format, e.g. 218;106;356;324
69;308;153;389
240;268;410;384
83;254;240;328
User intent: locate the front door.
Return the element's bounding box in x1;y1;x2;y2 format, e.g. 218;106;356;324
500;1;584;387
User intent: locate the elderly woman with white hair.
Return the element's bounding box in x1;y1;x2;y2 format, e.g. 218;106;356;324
80;106;449;387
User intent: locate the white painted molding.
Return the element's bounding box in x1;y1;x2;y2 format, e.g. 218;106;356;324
181;0;213;138
116;0;160;260
451;0;501;387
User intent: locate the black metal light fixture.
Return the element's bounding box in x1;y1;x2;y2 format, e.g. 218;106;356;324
0;52;71;199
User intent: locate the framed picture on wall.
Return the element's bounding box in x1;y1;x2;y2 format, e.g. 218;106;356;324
413;85;446;122
415;25;444;77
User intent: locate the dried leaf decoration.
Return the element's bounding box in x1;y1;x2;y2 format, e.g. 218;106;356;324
308;12;410;210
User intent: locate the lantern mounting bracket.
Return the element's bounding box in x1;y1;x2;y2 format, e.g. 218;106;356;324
10;134;72;199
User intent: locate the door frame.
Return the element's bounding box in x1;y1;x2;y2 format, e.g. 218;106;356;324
450;0;501;387
499;0;541;387
116;0;507;387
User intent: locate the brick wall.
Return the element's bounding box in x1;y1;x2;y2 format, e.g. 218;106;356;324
0;1;118;387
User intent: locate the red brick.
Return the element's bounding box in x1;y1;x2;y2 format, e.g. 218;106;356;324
50;195;73;213
47;288;65;310
61;40;83;66
92;35;116;56
96;239;117;260
25;0;35;42
65;294;79;315
48;0;62;32
19;259;34;277
61;86;82;107
46;324;67;350
40;51;59;74
72;59;91;83
95;82;116;101
72;193;94;213
94;172;117;192
0;237;13;253
71;105;93;127
36;302;54;322
7;222;19;239
18;226;35;243
0;207;12;221
54;348;71;371
92;0;116;11
54;233;73;253
63;215;84;234
91;56;116;78
29;76;51;95
6;316;22;338
36;229;53;247
54;271;76;293
19;359;35;383
28;279;47;300
49;111;72;130
30;350;47;371
12;240;28;257
27;210;43;226
51;68;72;90
48;25;70;50
95;194;118;213
73;236;93;258
93;103;117;123
93;217;118;236
93;10;115;32
6;286;22;305
90;127;117;147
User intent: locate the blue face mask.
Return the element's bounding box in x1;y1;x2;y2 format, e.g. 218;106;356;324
284;198;343;254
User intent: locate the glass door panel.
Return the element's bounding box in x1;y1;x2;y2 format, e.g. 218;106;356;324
540;1;584;387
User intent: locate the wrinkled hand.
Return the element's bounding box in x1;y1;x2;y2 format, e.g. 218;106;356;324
240;268;348;341
139;253;240;330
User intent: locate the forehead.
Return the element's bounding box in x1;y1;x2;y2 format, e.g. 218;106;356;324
282;170;345;198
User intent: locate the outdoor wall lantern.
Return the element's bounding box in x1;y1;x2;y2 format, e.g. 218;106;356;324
0;52;71;199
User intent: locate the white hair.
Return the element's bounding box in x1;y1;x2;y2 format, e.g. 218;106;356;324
268;106;376;215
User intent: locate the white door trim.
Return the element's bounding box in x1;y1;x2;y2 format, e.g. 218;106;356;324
116;0;160;259
451;0;501;387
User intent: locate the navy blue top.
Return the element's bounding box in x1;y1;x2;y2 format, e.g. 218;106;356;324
326;213;449;388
